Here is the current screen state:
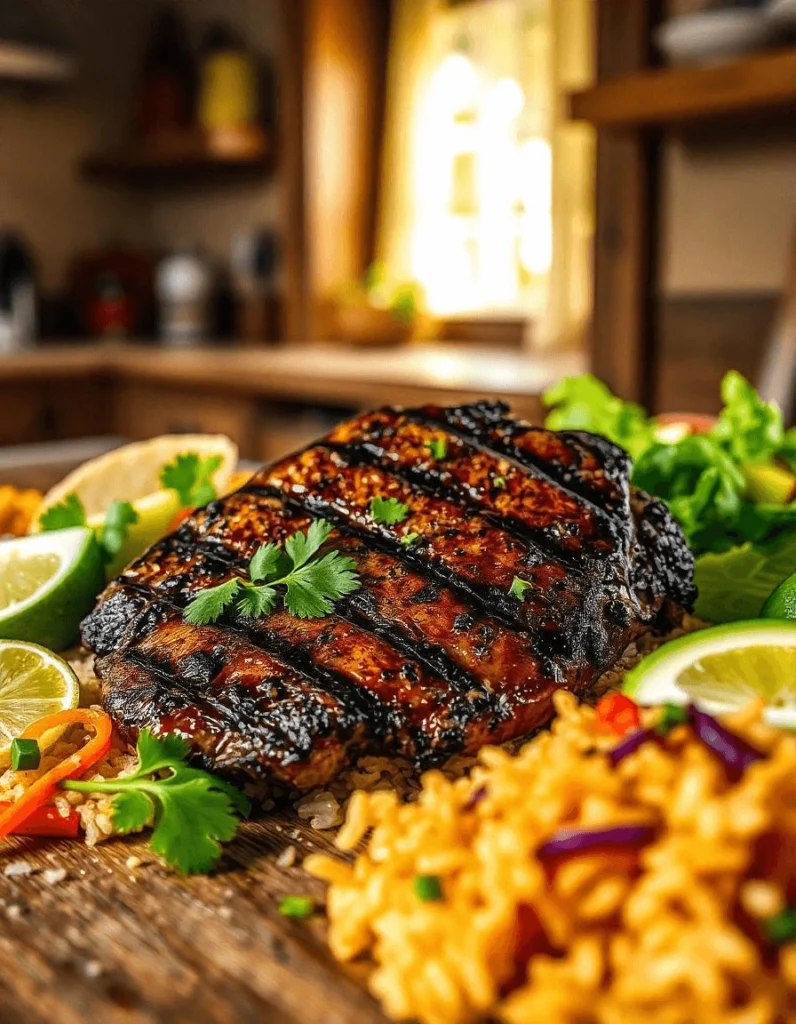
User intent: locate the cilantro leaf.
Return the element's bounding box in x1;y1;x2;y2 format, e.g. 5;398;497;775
284;518;333;570
160;452;224;508
426;437;447;461
282;549;361;618
39;493;87;532
401;532;420;546
182;523;362;625
494;476;506;489
112;789;154;832
98;500;139;560
370;496;409;525
236;583;278;618
63;729;250;875
249;542;285;583
184;578;242;625
509;576;531;601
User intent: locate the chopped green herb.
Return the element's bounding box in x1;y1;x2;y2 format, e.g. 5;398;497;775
655;702;690;735
426;437;447;461
39;493;87;531
183;520;361;625
763;907;796;944
40;492;137;564
370;496;409;526
401;532;420;546
493;476;506;489
10;738;40;771
413;874;444;902
97;500;139;561
278;895;315;920
63;729;249;875
509;576;531;602
160;452;224;508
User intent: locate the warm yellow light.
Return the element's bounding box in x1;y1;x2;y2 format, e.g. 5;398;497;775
491;77;525;120
432;52;479;114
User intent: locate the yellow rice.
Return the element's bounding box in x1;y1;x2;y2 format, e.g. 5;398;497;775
306;693;796;1024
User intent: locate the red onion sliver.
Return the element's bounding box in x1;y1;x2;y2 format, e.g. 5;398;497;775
538;824;656;861
689;707;765;780
608;727;655;766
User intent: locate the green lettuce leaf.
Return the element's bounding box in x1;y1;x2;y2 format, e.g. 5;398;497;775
542;374;655;461
712;370;785;464
694;532;796;624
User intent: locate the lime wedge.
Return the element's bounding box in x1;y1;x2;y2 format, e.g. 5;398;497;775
623;621;796;728
0;528;104;651
0;640;79;767
762;572;796;622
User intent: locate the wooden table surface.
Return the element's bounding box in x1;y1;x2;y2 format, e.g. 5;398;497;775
0;813;386;1024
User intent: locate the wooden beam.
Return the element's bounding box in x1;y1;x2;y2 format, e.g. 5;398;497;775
590;0;663;405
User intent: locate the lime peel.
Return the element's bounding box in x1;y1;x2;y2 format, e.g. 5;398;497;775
623;620;796;729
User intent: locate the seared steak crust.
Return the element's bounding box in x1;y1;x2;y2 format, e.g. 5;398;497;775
81;401;695;789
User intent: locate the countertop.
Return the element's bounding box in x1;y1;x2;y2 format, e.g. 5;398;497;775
0;342;586;410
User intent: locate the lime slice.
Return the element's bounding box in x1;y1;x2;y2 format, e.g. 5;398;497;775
762;572;796;622
34;434;238;576
0;528;104;651
0;640;80;767
623;621;796;728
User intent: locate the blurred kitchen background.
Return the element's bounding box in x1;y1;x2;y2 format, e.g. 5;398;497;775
0;0;795;484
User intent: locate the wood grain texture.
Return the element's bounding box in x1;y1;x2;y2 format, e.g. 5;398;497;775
0;814;386;1024
570;45;796;128
590;0;662;405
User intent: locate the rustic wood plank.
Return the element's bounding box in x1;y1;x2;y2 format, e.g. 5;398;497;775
570;45;796;128
0;813;387;1023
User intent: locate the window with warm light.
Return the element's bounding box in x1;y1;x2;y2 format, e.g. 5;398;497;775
378;0;594;348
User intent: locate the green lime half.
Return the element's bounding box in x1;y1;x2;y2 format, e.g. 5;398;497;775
0;528;104;651
623;620;796;728
0;640;80;767
762;572;796;622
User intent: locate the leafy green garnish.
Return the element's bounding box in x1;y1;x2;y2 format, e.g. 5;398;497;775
426;437;447;461
62;730;250;874
543;374;655;461
401;532;420;546
98;501;139;560
160;452;224;508
370;496;409;526
183;520;361;625
509;576;531;601
543;370;796;563
40;492;138;564
278;895;315;920
493;476;506;489
413;875;444;902
693;532;796;624
39;493;87;531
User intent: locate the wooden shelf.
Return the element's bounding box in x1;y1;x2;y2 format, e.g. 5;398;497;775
569;45;796;128
82;129;272;185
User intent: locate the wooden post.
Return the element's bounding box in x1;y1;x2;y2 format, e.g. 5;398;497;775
590;0;663;406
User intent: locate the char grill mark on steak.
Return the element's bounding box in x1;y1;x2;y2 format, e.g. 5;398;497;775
251;450;631;639
323;410;627;561
81;400;696;789
96;604;366;788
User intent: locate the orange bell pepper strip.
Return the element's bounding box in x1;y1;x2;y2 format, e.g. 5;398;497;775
0;709;112;839
0;801;80;838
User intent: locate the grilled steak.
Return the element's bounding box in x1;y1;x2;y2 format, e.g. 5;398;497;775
81;401;695;789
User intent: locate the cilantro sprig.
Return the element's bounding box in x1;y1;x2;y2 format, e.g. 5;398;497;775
63;730;250;874
370;496;409;525
40;493;139;565
509;576;531;601
183;519;361;625
160;452;223;508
